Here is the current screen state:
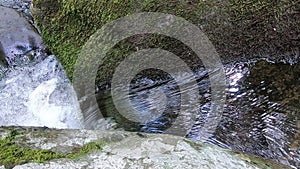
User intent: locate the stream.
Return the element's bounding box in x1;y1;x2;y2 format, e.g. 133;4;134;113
0;1;299;168
97;59;300;168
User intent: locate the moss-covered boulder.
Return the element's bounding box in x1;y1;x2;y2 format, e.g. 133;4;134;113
31;0;300;83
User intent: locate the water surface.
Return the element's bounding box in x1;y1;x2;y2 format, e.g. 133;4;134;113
97;59;300;168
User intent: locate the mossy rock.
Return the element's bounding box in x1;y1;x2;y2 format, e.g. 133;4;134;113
0;126;291;168
0;128;108;169
31;0;300;84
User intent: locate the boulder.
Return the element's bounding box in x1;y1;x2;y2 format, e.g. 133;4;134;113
0;126;290;169
0;5;44;67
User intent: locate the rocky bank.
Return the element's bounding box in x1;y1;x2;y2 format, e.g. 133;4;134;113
0;127;291;169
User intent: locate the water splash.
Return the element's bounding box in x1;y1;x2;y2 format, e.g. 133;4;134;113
0;55;83;129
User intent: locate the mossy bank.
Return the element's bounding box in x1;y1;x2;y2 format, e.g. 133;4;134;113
31;0;300;84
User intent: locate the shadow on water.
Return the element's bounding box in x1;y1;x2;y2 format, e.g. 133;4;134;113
96;60;299;168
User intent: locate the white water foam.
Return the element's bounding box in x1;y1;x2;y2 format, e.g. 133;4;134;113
0;55;83;129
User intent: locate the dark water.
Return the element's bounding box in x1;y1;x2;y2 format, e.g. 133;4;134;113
97;60;299;168
192;60;300;168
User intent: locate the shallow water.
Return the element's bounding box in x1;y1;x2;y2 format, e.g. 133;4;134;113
97;59;300;168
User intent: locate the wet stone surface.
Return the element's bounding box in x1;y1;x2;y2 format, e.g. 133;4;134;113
0;0;32;15
0;4;45;69
0;0;34;27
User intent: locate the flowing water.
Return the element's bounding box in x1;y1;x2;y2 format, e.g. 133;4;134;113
0;1;84;129
97;59;300;168
0;55;83;129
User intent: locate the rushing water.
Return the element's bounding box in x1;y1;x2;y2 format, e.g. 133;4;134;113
97;59;300;168
0;1;84;129
0;55;84;129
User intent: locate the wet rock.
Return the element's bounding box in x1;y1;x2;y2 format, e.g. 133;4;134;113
0;127;290;169
0;0;34;25
0;5;44;67
0;0;31;9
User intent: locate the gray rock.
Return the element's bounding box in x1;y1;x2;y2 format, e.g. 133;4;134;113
0;127;289;169
0;0;31;9
0;5;43;67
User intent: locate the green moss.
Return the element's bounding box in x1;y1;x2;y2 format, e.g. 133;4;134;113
31;0;299;83
0;129;107;169
31;0;216;83
66;140;107;159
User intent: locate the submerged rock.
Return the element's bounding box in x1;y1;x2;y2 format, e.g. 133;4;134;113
0;126;291;169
